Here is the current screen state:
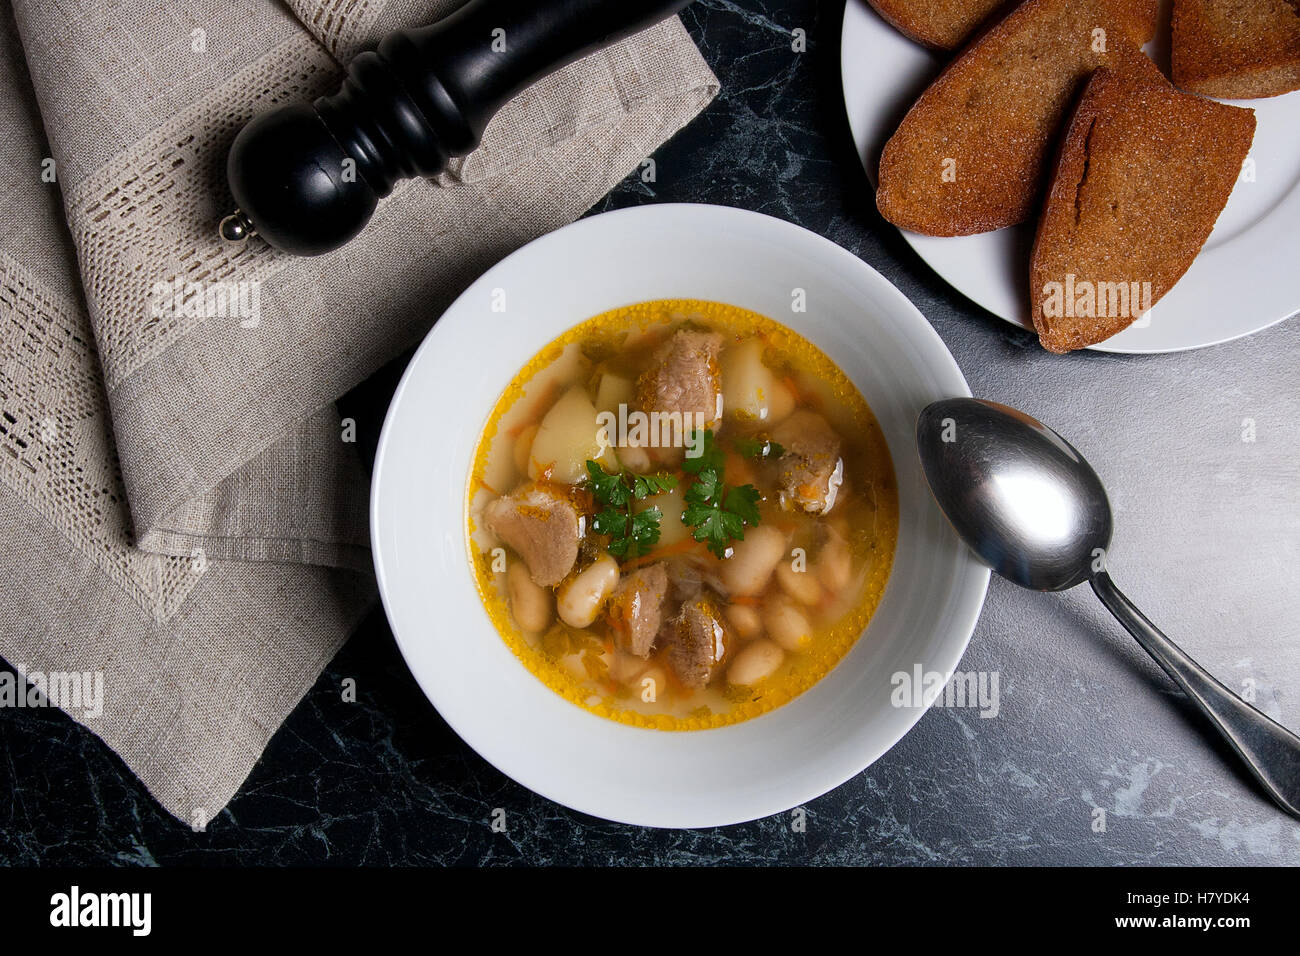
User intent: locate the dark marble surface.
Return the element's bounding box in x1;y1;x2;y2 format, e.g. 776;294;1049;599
3;0;1299;866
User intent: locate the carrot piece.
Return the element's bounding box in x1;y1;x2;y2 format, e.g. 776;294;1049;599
623;537;704;569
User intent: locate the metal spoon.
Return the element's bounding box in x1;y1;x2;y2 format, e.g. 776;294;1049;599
916;397;1300;818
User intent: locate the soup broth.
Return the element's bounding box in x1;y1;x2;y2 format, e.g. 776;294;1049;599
466;299;897;730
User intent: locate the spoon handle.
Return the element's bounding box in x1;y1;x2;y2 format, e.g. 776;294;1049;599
1090;570;1300;818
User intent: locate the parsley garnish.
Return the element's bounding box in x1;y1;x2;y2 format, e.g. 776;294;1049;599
733;437;785;460
682;428;725;475
585;460;677;559
682;430;763;558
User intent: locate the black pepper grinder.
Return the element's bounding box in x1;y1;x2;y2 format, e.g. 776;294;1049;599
219;0;694;256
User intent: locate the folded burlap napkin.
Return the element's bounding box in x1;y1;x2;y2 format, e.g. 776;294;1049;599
0;0;717;823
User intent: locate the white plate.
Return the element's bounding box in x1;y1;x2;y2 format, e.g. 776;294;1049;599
371;203;989;828
841;0;1300;353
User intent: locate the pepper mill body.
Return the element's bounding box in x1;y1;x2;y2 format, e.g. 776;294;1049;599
222;0;694;256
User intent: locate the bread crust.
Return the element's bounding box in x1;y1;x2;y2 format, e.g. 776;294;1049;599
865;0;1009;50
876;0;1166;236
1172;0;1300;99
1029;69;1256;352
865;0;1158;51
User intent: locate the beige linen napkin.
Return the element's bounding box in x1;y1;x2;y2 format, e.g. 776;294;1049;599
0;0;717;822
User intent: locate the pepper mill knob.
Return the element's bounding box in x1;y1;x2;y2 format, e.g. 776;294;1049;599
225;103;375;255
221;0;694;256
218;209;255;243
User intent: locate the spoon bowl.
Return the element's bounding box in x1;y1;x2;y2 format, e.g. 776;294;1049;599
916;397;1300;819
917;399;1111;591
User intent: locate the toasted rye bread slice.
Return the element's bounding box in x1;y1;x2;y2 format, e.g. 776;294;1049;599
865;0;1009;50
1110;0;1162;45
1172;0;1300;99
876;0;1165;236
1030;69;1255;353
865;0;1159;51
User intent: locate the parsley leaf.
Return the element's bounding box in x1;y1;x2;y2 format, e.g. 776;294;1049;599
682;428;725;476
724;483;762;526
630;507;664;553
686;465;722;504
681;429;763;558
590;507;628;540
631;473;677;499
585;461;677;559
585;460;630;507
733;437;785;460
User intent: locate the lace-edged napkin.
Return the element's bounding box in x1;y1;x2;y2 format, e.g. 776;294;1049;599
0;0;717;822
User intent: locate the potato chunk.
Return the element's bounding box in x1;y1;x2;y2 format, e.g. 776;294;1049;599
529;386;614;484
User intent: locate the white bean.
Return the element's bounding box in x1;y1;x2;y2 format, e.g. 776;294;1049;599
815;530;853;592
508;561;553;632
556;554;620;628
766;595;814;651
720;525;786;597
724;603;763;640
777;559;823;606
727;639;785;686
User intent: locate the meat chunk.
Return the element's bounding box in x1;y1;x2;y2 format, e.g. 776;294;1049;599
771;410;844;514
667;598;729;689
662;556;705;603
483;484;581;587
607;563;669;658
637;329;724;433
